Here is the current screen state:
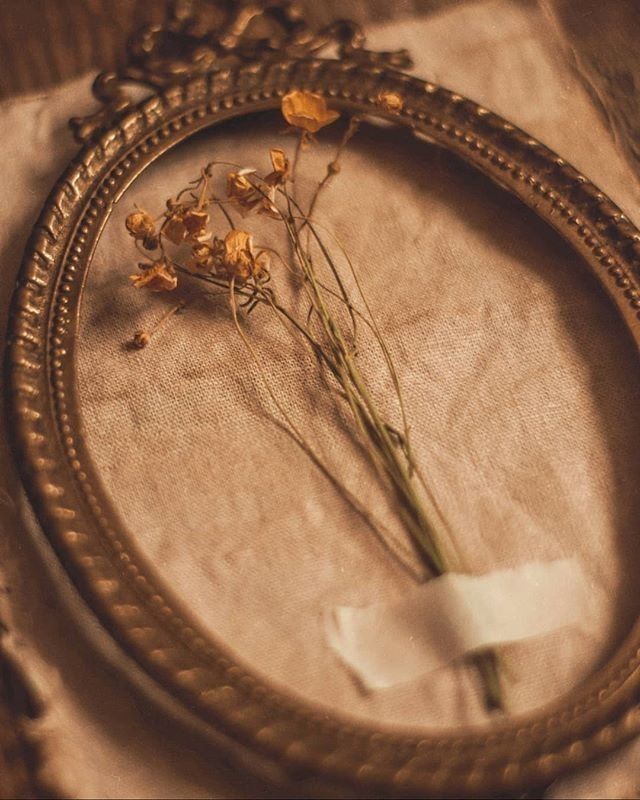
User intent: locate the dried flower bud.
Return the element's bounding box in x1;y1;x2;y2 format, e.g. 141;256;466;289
129;260;178;291
132;330;150;348
125;210;156;240
281;90;340;133
377;90;404;114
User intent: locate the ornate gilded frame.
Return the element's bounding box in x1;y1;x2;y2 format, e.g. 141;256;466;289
6;2;640;796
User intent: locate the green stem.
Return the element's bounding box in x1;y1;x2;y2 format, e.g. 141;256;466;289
275;201;503;710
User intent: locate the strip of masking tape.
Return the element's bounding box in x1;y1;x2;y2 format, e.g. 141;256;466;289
325;558;592;689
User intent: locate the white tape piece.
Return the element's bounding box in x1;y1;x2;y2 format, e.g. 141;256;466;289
325;558;592;689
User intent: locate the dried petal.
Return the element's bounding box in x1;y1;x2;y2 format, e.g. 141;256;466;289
224;229;252;263
218;229;255;282
126;210;156;239
281;91;340;133
227;172;258;205
270;148;288;174
182;208;210;239
185;242;216;274
257;185;280;219
162;214;188;245
264;148;290;186
163;208;210;244
129;261;177;291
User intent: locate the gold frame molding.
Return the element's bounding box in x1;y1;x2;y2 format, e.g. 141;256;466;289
6;2;640;796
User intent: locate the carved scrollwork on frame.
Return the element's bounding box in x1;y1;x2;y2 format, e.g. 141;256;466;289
7;1;640;798
70;0;411;143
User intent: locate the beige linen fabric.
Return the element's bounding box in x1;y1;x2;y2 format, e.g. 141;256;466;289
540;0;640;181
0;82;281;799
2;0;640;797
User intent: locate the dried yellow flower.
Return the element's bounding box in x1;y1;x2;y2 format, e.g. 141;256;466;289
207;229;270;283
221;229;254;281
377;90;404;114
183;208;210;239
256;186;279;220
226;167;280;218
226;172;260;213
281;91;340;133
224;229;252;258
162;207;210;244
129;261;177;291
125;210;156;239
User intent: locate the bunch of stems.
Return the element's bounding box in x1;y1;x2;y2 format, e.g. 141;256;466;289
129;127;503;711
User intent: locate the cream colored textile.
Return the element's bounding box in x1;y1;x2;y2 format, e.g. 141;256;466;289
540;0;640;182
80;0;640;723
0;83;278;800
2;0;640;797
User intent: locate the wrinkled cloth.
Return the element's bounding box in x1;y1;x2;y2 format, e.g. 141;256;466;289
2;1;640;798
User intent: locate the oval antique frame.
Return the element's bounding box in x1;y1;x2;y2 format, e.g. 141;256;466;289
6;12;640;798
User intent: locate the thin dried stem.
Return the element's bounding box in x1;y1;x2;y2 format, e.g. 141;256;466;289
307;117;360;225
226;277;421;578
130;300;186;349
126;133;504;711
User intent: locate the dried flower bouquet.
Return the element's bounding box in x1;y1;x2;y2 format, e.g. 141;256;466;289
124;90;502;710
